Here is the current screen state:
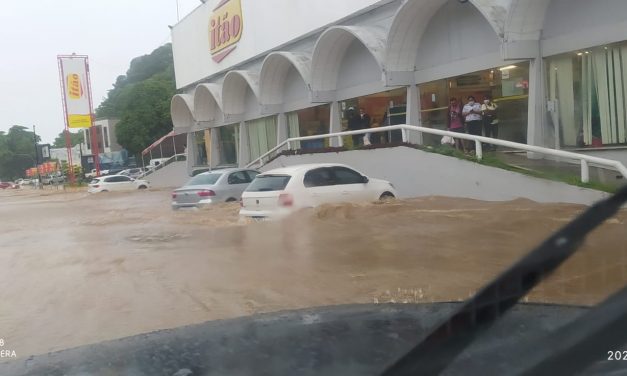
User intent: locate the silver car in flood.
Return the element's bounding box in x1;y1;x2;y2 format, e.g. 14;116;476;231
171;168;259;210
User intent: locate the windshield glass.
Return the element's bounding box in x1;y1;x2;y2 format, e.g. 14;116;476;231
186;173;221;186
245;175;291;192
2;2;627;375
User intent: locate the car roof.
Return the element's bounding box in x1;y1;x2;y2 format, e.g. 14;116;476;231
196;168;256;175
260;163;353;175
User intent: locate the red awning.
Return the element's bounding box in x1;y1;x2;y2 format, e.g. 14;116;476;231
142;131;175;156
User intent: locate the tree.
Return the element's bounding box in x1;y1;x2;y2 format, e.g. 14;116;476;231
0;126;40;180
52;131;83;148
95;43;175;155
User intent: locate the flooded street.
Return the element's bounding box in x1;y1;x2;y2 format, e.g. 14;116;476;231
0;188;626;360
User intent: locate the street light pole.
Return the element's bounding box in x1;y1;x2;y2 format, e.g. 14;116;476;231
33;125;41;189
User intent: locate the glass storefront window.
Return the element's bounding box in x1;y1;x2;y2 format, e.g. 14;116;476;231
547;41;627;147
246;116;277;162
218;124;238;166
339;88;407;147
418;63;530;145
287;104;331;150
194;130;208;166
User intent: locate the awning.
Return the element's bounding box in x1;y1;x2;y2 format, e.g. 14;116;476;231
142;131;175;156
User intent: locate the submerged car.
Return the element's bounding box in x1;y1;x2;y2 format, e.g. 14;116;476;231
88;175;150;193
239;163;397;220
171;168;260;210
119;168;145;179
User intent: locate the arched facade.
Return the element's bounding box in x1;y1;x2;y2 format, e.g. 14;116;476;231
193;83;223;125
258;51;311;112
221;70;261;118
170;0;627;173
170;94;195;134
384;0;506;85
310;25;387;101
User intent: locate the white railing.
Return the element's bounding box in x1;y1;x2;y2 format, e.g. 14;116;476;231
140;153;187;178
246;124;627;184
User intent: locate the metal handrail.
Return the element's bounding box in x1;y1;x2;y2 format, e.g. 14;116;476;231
139;153;187;178
246;124;627;184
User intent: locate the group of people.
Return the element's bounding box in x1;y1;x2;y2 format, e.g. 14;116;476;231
346;107;372;146
448;95;498;152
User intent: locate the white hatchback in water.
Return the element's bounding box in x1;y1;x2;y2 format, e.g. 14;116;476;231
88;175;150;193
239;163;397;220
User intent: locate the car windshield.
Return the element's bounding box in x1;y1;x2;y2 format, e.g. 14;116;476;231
186;173;221;186
3;2;627;376
245;175;291;192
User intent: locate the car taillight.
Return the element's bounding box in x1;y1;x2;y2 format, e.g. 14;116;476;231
93;185;100;188
197;190;216;197
171;192;177;199
278;193;293;207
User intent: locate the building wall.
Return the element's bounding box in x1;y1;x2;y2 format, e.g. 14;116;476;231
542;0;627;56
172;0;627;172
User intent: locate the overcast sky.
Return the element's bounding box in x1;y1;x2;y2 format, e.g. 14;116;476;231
0;0;199;144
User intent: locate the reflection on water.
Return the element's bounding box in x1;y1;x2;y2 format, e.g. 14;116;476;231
0;189;625;358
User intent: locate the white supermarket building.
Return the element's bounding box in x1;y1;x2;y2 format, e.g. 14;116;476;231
170;0;627;175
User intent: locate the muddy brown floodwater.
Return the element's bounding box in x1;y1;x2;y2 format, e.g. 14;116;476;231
0;187;625;359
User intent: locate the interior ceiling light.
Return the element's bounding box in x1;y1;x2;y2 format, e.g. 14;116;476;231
499;65;517;71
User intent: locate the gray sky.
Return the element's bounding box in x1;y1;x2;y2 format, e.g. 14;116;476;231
0;0;199;144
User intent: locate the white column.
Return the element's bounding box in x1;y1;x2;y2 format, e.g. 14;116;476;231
329;101;342;147
186;131;195;176
210;128;220;169
527;55;546;159
238;121;249;167
277;112;288;145
406;84;423;145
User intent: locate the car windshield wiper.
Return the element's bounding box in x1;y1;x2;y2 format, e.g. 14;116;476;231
381;185;627;376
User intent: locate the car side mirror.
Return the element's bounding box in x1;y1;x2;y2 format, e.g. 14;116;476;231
361;176;369;184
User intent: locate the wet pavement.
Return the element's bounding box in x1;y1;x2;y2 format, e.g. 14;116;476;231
0;187;625;360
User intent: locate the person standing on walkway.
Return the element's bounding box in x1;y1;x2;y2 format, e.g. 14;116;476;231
347;107;361;147
359;108;372;146
462;95;483;140
481;96;499;144
447;97;466;152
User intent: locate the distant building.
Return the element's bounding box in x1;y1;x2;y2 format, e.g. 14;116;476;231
81;118;122;154
80;119;129;171
49;145;82;163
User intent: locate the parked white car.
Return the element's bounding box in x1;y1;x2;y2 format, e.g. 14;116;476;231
239;163;397;220
88;175;150;193
85;169;110;179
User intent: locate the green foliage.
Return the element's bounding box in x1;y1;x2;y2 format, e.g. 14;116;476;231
53;131;83;148
0;126;41;180
96;44;175;154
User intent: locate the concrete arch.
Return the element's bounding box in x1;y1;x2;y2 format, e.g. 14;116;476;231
258;52;311;106
385;0;507;77
310;25;387;95
505;0;551;41
222;70;260;115
193;83;223;123
171;94;195;133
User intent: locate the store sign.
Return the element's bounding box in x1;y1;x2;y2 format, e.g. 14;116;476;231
209;0;243;63
58;56;93;128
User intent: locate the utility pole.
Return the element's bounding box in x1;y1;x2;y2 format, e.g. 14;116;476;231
33;125;41;189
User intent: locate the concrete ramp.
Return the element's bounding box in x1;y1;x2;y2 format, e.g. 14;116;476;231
144;161;189;189
262;146;609;205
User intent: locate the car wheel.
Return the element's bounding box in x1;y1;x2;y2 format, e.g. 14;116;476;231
379;192;395;202
226;197;237;202
101;190;109;193
138;185;148;190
